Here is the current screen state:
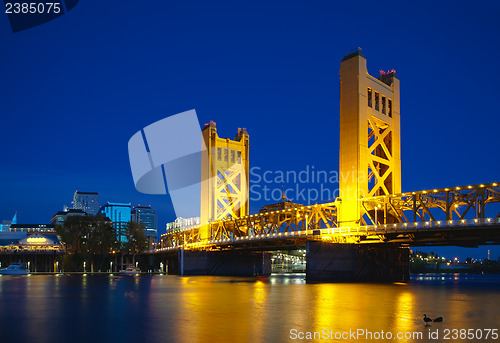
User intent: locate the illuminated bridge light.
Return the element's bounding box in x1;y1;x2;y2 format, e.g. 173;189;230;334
456;187;460;190
494;183;498;186
433;189;438;192
480;184;485;187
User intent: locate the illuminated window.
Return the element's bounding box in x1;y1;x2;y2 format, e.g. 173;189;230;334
237;151;241;163
388;99;392;117
217;148;222;161
231;150;235;163
367;88;372;107
375;92;379;111
382;96;386;114
224;149;228;161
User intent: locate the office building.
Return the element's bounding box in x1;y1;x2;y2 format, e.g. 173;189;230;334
73;191;100;215
131;205;158;242
100;202;131;244
51;208;87;226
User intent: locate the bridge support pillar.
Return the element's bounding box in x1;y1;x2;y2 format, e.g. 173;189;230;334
172;250;271;276
306;241;409;283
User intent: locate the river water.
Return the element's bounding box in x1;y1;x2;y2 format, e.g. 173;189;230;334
0;273;499;343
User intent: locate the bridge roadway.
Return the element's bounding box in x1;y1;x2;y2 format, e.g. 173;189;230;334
150;183;500;281
156;182;500;252
155;217;500;252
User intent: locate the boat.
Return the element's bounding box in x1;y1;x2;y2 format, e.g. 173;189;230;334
119;267;140;275
0;262;28;275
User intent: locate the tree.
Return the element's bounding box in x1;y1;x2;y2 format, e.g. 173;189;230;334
122;221;148;255
86;214;117;255
55;215;92;254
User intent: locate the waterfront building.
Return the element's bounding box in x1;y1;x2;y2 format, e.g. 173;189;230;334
100;202;131;244
1;220;11;232
131;205;158;242
0;213;17;232
0;231;64;255
166;217;200;233
73;191;100;215
9;224;55;233
51;208;87;226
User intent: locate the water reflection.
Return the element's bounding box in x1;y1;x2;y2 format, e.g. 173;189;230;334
1;274;499;343
394;290;415;338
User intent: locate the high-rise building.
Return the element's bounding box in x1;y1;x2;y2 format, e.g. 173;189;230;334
131;205;158;242
73;191;100;215
100;202;131;244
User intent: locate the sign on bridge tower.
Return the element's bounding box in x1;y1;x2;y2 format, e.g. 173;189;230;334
338;48;401;227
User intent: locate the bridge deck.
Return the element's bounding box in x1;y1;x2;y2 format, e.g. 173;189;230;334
156;183;500;252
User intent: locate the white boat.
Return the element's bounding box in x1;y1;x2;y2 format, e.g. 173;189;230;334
0;262;28;275
119;267;140;275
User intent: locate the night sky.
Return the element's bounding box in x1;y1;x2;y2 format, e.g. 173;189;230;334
1;0;499;260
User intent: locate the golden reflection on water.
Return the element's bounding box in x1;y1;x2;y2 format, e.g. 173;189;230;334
394;290;415;338
2;274;500;343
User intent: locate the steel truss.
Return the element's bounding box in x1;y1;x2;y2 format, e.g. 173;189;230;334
159;182;500;249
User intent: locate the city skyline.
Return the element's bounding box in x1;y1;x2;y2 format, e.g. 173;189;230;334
1;1;500;260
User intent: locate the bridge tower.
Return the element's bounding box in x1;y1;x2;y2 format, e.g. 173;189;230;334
338;48;401;227
200;122;249;238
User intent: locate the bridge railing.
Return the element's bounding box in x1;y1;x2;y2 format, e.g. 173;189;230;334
362;217;500;232
158;183;500;250
156;217;500;251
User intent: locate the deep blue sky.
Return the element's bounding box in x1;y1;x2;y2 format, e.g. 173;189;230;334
1;0;499;260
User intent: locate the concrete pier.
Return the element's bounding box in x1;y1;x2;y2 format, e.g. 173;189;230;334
167;250;271;276
306;241;409;282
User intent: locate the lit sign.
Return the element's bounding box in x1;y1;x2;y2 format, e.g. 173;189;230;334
26;237;48;244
